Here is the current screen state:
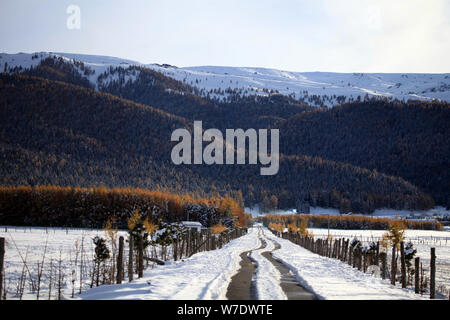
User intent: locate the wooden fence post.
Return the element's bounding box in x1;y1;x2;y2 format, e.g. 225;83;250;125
138;235;144;278
420;262;424;295
430;248;436;299
400;242;407;288
349;247;353;266
363;251;367;273
380;252;387;280
414;257;420;294
0;238;4;300
343;241;348;263
375;242;380;266
117;236;124;284
357;248;362;271
391;245;396;285
128;235;134;282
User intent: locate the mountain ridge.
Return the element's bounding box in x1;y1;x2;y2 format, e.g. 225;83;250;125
2;52;449;108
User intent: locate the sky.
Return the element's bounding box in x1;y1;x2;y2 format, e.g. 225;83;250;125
0;0;449;73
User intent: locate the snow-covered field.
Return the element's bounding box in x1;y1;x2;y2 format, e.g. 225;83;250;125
2;52;449;107
308;227;450;298
0;226;128;300
1;224;447;300
246;205;450;220
78;225;437;300
263;229;429;300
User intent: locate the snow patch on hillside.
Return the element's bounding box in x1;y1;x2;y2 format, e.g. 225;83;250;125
2;52;449;107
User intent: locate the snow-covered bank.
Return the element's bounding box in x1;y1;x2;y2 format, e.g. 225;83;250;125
263;228;429;300
76;228;260;300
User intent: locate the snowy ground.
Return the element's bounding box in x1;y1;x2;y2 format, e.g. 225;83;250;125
0;226;128;300
263;228;429;300
1;224;446;300
76;227;260;300
308;227;450;298
246;205;450;220
75;225;441;300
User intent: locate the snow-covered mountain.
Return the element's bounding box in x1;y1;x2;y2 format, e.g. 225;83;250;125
2;52;449;107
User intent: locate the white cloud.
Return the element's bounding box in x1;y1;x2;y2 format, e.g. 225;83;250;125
323;0;450;72
1;0;448;72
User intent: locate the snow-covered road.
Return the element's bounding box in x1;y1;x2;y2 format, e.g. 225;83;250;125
77;225;431;300
77;227;261;300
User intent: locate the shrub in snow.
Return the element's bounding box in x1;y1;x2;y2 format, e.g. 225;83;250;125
92;236;111;286
127;209;156;249
369;241;377;253
151;222;186;247
350;238;362;250
404;241;417;284
93;236;110;262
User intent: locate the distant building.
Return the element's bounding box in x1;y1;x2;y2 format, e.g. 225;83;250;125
181;221;203;232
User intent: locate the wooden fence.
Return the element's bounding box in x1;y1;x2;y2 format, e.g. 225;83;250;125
270;229;440;299
0;237;4;300
116;228;247;284
0;228;247;300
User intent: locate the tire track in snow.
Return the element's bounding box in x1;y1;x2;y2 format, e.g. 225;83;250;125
249;229;287;300
260;230;318;300
225;228;265;300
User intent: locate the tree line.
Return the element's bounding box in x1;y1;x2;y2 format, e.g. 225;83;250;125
261;213;443;231
0;185;248;228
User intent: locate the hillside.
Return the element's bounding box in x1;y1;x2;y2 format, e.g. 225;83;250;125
278;99;450;207
0;73;433;213
2;52;450;107
2;53;315;130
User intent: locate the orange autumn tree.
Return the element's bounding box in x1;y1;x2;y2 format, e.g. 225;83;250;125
382;220;407;250
288;222;299;233
210;222;228;234
0;185;252;229
218;196;247;228
269;222;285;233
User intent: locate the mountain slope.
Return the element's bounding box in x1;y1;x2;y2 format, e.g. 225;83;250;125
0;74;433;213
148;65;450;107
2;52;449;107
5;53;316;130
278;99;450;207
